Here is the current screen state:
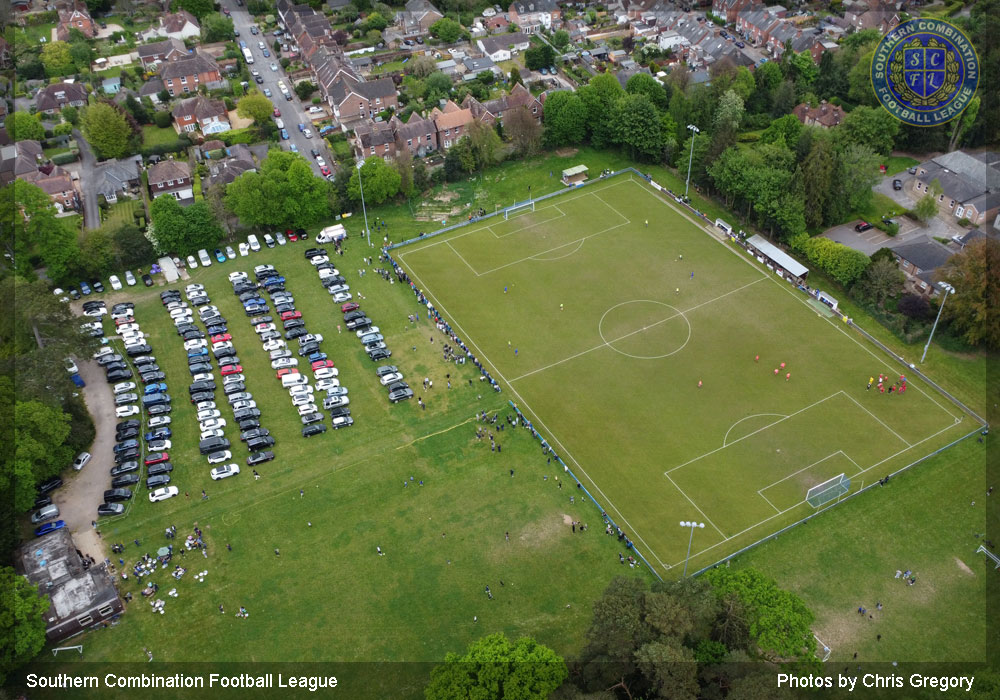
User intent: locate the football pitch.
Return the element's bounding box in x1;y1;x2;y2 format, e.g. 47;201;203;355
396;174;978;575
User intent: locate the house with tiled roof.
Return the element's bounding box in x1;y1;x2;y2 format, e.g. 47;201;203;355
92;156;142;203
35;82;88;115
464;83;542;126
207;144;257;187
737;8;781;46
477;33;531;62
890;238;954;297
430;100;474;150
325;76;397;124
139;79;167;104
137;38;189;70
913;151;1000;226
485;15;510;34
56;2;95;40
19;164;80;212
0;140;44;186
313;48;363;97
159;53;224;97
390;113;437;157
142;11;201;41
508;0;560;34
172;96;231;135
148;159;193;202
392;0;444;40
712;0;762;23
352;121;396;160
792;101;844;128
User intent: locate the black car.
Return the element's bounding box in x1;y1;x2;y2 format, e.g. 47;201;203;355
893;179;903;190
283;318;305;331
298;342;320;356
224;382;246;395
146;474;171;489
302;423;327;437
115;451;140;465
234;283;257;295
247;451;275;466
98;503;125;516
233;407;261;421
215;348;237;360
321;276;346;288
386;381;409;393
328;405;351;419
189;362;213;375
110;461;139;477
160;291;180;302
38;477;63;494
255;315;274;325
112;473;140;488
107;369;133;382
344;310;365;322
239;291;263;302
183;330;206;341
140;371;167;383
126;344;153;357
286;327;307;340
147;462;173;476
132;355;157;366
117;418;140;431
116;427;140;441
148;404;172;416
189;380;217;393
103;361;127;373
103;488;132;503
190;391;216;404
97;353;124;366
263;283;285;294
275;303;296;314
247;435;275;451
304;248;323;258
368;347;392;361
347;317;372;331
199;437;231;455
237;418;261;431
246;307;270;318
91;280;105;293
33;495;53;509
855;221;874;232
142;274;154;287
389;387;414;403
201;314;225;327
240;428;270;442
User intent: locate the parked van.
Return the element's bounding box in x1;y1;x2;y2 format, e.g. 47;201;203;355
247;235;261;252
275;118;284;130
281;373;307;388
31;504;60;524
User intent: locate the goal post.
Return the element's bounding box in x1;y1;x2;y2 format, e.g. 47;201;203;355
503;200;535;220
806;473;850;508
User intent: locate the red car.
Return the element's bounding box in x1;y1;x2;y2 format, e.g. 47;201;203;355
145;452;169;465
280;310;302;321
273;108;281;117
220;364;243;376
311;359;335;370
211;333;232;343
114;316;135;326
320;166;331;176
276;368;299;378
287;231;299;242
341;302;359;313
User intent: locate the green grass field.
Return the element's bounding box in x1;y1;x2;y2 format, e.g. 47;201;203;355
395;173;980;577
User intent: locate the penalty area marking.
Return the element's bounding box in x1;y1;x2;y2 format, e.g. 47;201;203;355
723;413;788;447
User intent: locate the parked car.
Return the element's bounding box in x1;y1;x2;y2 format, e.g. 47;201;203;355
35;520;67;536
211;463;241;480
855;221;874;232
98;503;125;516
247;450;275;465
893;179;903;190
149;486;179;502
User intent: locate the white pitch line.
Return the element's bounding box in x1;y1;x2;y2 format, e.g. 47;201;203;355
666;473;728;539
445;240;479;277
490;204;567;239
723;413;788;447
759;451;847;493
757;490;782;514
843;392;911;447
476;218;632;277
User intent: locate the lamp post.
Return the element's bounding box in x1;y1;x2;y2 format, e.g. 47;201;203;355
920;282;954;362
356;159;371;248
684;124;700;199
679;520;704;577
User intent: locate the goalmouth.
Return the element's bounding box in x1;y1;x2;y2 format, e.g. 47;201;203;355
806;473;851;508
503;200;535;220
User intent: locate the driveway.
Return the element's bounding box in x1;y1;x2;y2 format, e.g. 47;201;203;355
53;356;116;563
74;129;101;230
873;172;970;242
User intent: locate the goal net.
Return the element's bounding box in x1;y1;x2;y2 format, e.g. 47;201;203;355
504;200;535;220
806;473;850;508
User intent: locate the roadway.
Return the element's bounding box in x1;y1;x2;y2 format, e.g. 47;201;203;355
224;0;332;177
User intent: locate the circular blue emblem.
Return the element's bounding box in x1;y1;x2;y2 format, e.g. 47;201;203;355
870;19;979;127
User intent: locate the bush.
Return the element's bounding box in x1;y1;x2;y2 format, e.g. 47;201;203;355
153;111;173;128
51;151;80;165
141;138;192;157
956;217;974;228
897;293;931;320
219;128;259;145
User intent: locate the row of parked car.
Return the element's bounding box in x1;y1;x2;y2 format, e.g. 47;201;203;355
184;230;311;272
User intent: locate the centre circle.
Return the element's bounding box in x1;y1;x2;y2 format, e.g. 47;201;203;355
598;300;692;360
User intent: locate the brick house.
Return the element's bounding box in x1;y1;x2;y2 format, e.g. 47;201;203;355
325;77;397;124
792;101;844;128
137;38;188;70
890;239;954;297
159;53;223;97
352;121;396;160
912;151;1000;226
172;96;232;135
148;160;193;202
712;0;761;23
395;0;444;38
206;144;257;187
508;0;560;34
430;100;474;150
464;83;542;126
737;8;781;46
390;113;437;157
35;82;88;115
19;165;80;212
56;2;96;41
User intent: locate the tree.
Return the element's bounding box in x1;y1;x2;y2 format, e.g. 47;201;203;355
542;90;587;146
294;81;318;101
937;238;1000;350
14;400;74;506
771;80;797;118
504;105;542;156
847;49;879;106
111;222;156;269
82;103;132;159
524;44;555;71
41;40;74;76
53;123;74;137
841;106;900;157
393;150;414;198
425;72;453;102
578;73;624;147
61;106;79;125
225;151;331;229
814;50;846;101
429;17;462;43
552;29;570;49
69;40;93;71
634;640;699;700
363;11;388;33
467;120;502;171
759;113;801;147
948;95;980;152
509;66;522;86
853;257;904;307
613;93;665;161
148;194;188;254
202;12;235;42
8;181;81;283
625;72;668;110
346;156;402;205
173;0;215;19
710;88;744;157
123;95;151;125
237;90;274;124
835;143;881;218
801;136;836;229
9;112;45;142
914;193;939;224
405;55;437;78
412;158;431;193
425;633;567;700
0;566;50;684
78;229;115;279
965;1;1000;145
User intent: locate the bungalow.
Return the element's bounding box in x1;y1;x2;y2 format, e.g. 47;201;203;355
92;156;143;203
137;38;188;70
142;11;201;41
890;238;954;297
56;2;96;41
430;100;474;150
352;121;396;160
35;82;88;115
792;101;843;128
159;53;224;97
148;159;193;202
172;96;231;135
390;113;437;157
207;144;257;187
462;56;500;80
912;151;1000;226
508;0;560;34
477;32;531;63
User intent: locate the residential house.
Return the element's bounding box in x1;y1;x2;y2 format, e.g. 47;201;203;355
139;79;166;104
615;65;652;89
35;82;88;115
508;0;560;34
159;53;224;97
148;159;193;202
394;0;444;39
206;144;257;187
15;530;124;643
0;139;44;186
56;2;96;41
913;151;1000;226
737;8;781;46
477;33;531;63
142;11;201;41
712;0;761;23
137;38;189;70
92;155;142;203
845;2;900;35
465;83;542;125
19;165;79;212
352;121;396;160
172;96;231;135
313;48;363;99
890;238;954;297
658;30;686;52
430;100;474;149
390;113;437;157
485;15;511;34
324;76;398;124
792;101;844;128
462;56;500;81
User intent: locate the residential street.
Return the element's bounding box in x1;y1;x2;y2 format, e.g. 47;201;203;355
74;129;101;230
225;0;332;177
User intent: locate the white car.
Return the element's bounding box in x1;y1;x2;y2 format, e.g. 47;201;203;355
239;242;250;256
200;428;225;441
318;267;339;279
226;246;237;259
297;333;323;344
185;339;208;350
332;292;353;303
248;235;261;252
314;367;338;380
357;326;380;338
186;255;199;269
272;357;298;369
186;283;205;293
326;395;349;408
122;333;146;344
195;401;216;411
227;271;247;283
198;249;212;266
303;128;312;138
255;323;277;334
191;373;214;383
254;264;274;276
231;399;257;411
262;339;286;352
169;308;191;319
149;486;179;502
276;232;287;245
213;340;234;352
83;307;107;318
125;271;137;286
270;62;278;71
197;409;221;421
116;405;139;418
148;439;172;450
210;463;241;480
94;346;115;360
117;323;140;334
200;418;227;431
207;450;232;465
198;305;219;316
309;255;330;265
149;416;171;427
72;452;91;471
315;378;340;391
331;416;353;429
379;372;403;386
113;381;136;394
296;403;318;416
291;393;314;407
222;373;245;384
109;275;123;291
270;348;292;360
